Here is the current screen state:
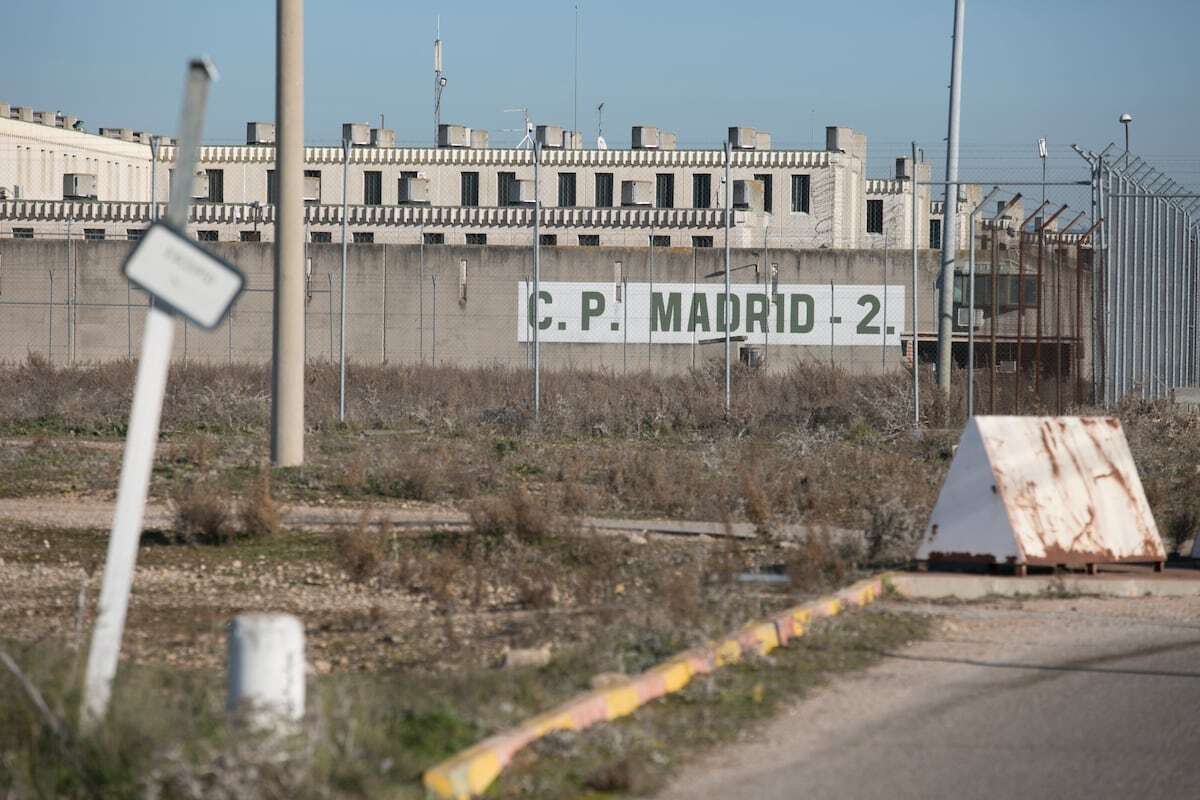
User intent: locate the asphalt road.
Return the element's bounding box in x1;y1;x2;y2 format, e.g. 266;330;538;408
660;595;1200;800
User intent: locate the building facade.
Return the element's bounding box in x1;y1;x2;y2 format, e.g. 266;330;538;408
0;105;975;251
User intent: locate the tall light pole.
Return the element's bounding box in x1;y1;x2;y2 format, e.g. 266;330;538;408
1119;113;1132;164
1038;136;1047;216
937;0;966;397
338;137;349;422
434;18;447;146
271;0;305;467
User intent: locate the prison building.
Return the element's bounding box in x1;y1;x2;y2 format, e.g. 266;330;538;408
0;104;973;250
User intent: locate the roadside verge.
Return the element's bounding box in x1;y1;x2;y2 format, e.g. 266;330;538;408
422;574;890;799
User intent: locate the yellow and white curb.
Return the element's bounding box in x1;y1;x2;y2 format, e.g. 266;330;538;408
422;574;892;799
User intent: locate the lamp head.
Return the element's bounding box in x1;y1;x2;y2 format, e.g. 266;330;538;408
1119;113;1132;125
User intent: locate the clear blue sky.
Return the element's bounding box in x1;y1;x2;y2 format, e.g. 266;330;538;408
3;0;1197;182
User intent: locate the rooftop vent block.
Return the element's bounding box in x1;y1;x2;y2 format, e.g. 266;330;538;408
341;122;371;146
246;122;276;145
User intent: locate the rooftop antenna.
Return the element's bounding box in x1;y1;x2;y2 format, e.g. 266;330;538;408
433;17;447;147
573;3;581;139
596;101;606;150
503;107;534;148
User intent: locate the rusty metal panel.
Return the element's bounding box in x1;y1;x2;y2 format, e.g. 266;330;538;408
919;417;1165;567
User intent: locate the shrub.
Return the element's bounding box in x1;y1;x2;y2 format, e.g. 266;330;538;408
238;466;283;538
172;481;229;545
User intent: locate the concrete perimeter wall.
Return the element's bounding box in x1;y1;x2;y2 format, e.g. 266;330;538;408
0;239;1087;377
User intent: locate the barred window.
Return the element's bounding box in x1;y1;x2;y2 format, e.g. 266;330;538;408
311;231;332;243
353;231;374;244
197;230;218;241
206;169;224;203
461;171;480;207
867;199;884;234
578;234;600;246
497;171;516;207
929;219;942;249
693;174;712;209
539;234;558;246
363;171;382;206
595;173;614;207
791;174;811;213
423;232;445;245
240;230;262;242
557;173;577;207
465;233;487;245
651;234;670;247
655;174;674;209
692;235;713;248
84;228;105;241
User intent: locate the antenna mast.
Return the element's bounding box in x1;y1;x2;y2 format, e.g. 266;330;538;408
433;17;447;147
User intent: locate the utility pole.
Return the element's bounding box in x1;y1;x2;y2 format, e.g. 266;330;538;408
434;18;446;146
339;137;349;422
724;140;732;415
271;0;305;466
937;0;966;397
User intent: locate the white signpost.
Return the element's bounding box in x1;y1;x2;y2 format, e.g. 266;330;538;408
82;58;241;728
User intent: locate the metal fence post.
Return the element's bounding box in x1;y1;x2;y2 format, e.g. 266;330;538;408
533;140;542;419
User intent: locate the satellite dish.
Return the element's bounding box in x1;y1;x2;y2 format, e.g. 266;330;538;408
596;135;607;150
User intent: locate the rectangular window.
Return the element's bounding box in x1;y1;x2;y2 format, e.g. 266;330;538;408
539;234;558;246
206;169;224;203
655;173;675;208
353;231;374;244
791;174;811;213
692;174;712;209
867;199;884;234
753;173;773;213
692;235;713;248
465;233;487;245
267;169;277;204
240;230;262;242
557;172;577;207
497;171;516;207
363;170;383;205
929;218;942;250
126;229;144;241
578;234;600;246
461;171;480;207
13;228;34;239
84;228;105;241
423;232;445;245
595;173;614;207
311;231;332;243
197;230;219;241
651;234;670;247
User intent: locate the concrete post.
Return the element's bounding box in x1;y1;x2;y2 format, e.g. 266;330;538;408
227;613;305;727
271;0;305;466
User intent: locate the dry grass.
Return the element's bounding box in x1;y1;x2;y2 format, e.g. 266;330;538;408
171;481;230;545
237;465;282;538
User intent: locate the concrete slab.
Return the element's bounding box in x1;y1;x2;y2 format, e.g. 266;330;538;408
892;569;1200;601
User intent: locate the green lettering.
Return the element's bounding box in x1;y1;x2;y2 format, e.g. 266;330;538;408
581;291;605;330
772;294;786;333
527;290;553;330
688;293;710;332
652;291;682;332
717;293;740;333
790;294;814;333
745;293;768;333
